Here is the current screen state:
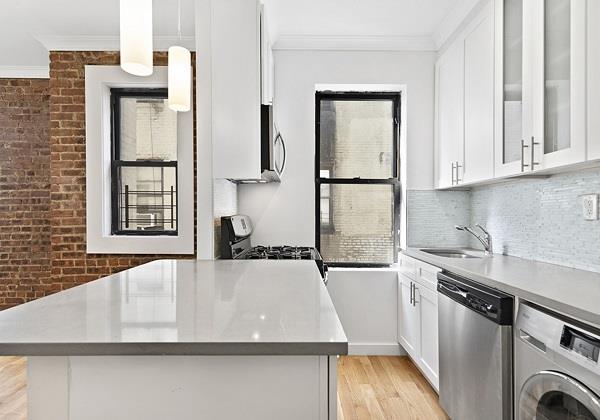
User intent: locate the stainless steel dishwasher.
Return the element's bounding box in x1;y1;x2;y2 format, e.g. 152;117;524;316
437;272;514;420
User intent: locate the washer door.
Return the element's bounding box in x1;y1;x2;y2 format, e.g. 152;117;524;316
519;371;600;420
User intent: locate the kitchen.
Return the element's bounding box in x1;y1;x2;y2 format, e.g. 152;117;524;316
0;0;599;419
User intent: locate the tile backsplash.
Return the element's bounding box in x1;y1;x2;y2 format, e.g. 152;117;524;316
470;168;600;272
213;179;238;258
407;167;600;272
406;190;471;248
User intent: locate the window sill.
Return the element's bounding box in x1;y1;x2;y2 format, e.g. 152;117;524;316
87;234;194;255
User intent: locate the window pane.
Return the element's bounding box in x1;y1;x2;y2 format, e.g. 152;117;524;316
319;184;395;264
117;166;177;233
320;100;395;178
120;97;178;161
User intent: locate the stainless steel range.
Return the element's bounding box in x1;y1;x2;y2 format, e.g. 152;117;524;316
220;215;327;282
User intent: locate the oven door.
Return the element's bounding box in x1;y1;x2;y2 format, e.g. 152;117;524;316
519;370;600;420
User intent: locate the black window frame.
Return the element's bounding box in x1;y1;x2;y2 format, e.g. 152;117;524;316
110;88;179;236
315;91;401;268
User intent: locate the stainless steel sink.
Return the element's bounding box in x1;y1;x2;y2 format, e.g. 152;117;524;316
419;249;482;259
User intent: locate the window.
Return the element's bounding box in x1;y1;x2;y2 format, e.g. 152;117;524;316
110;88;178;235
315;92;400;266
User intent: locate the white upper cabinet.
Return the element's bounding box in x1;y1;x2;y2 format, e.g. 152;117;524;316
529;0;587;170
439;0;592;187
260;5;274;105
435;41;464;189
436;1;495;188
588;0;600;160
212;0;273;180
494;0;530;176
462;1;495;183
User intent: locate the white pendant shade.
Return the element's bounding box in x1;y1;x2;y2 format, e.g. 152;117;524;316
120;0;153;76
168;46;191;112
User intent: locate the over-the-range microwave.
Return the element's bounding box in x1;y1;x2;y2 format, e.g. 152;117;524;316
233;105;286;184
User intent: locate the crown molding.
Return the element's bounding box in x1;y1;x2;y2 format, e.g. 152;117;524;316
273;34;436;52
34;35;195;52
0;66;49;78
432;0;485;51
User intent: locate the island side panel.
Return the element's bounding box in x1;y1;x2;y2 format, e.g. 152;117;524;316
28;357;69;420
28;355;335;420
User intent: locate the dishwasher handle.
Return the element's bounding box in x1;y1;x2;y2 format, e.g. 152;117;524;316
437;271;514;325
438;280;469;300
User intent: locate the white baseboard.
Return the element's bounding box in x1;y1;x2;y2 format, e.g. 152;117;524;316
348;343;406;356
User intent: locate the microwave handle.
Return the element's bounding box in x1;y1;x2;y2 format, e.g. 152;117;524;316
274;132;287;175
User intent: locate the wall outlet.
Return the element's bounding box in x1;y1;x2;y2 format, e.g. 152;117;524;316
582;194;598;221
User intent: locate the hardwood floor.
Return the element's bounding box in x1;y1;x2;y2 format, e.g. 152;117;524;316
0;356;447;419
337;356;448;420
0;357;26;420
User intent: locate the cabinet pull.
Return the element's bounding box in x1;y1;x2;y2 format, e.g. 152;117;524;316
520;139;529;172
451;162;456;185
455;161;462;183
409;282;414;305
530;136;540;170
413;285;420;305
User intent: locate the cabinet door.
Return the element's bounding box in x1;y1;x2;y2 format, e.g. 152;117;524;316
435;41;464;188
530;0;586;170
587;0;600;160
463;1;495;183
212;0;262;180
260;5;273;106
495;0;530;176
398;273;420;359
416;285;439;391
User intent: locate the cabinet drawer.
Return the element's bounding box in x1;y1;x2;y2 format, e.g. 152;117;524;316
398;254;416;280
415;261;441;292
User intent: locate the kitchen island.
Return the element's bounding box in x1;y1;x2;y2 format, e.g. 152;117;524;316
0;260;347;420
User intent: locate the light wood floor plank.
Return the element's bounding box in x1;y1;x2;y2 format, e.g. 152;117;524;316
0;356;26;420
338;356;449;420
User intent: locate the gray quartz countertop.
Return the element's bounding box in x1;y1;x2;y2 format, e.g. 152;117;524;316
404;248;600;328
0;260;348;356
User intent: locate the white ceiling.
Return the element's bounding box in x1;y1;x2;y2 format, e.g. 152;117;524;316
0;0;462;68
0;0;196;67
263;0;458;40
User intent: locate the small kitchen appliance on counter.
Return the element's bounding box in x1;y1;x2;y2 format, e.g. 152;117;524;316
220;215;327;282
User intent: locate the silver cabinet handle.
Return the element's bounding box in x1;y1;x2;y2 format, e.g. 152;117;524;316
455;161;462;183
413;285;420;305
451;162;456;185
530;136;539;170
409;282;414;305
520;139;529;172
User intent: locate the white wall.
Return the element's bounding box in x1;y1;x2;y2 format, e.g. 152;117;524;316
326;269;403;355
238;49;436;245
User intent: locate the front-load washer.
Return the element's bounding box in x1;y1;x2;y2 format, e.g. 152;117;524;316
515;302;600;419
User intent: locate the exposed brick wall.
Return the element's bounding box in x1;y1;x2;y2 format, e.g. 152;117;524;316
0;79;52;309
48;51;197;289
0;52;197;310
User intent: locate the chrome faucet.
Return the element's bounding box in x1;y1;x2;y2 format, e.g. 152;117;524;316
455;224;493;255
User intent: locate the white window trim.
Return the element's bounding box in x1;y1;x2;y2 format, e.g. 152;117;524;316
85;65;194;254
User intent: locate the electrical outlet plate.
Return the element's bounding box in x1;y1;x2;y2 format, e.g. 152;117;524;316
582;194;598;221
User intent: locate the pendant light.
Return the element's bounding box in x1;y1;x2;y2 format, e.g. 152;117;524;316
120;0;154;76
168;0;191;112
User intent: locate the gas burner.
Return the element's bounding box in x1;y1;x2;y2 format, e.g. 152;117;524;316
248;246;318;260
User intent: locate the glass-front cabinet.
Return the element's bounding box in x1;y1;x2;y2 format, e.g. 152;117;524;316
495;0;587;176
531;0;586;170
495;0;527;176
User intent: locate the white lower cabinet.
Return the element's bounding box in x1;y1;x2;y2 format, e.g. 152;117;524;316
397;257;441;391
